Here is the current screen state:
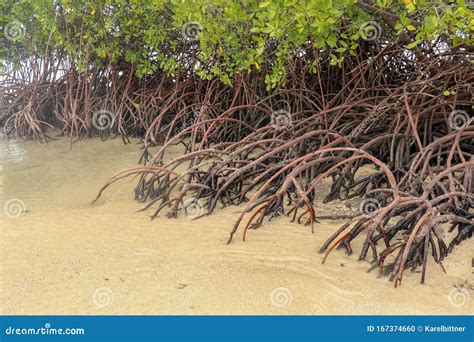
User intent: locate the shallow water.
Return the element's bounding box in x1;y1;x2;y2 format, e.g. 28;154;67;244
0;135;472;314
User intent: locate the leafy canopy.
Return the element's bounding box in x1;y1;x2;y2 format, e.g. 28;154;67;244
1;0;473;88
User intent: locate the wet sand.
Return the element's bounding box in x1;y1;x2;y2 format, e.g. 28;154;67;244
0;136;472;315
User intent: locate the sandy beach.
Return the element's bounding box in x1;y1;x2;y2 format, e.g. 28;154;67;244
0;136;472;315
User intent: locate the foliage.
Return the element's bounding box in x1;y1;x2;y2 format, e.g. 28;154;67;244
2;0;473;88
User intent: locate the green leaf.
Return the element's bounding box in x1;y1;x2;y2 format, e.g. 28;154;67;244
406;40;420;49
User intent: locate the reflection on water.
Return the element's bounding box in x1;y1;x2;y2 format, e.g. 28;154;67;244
0;138;27;195
0;135;472;315
0;135;140;213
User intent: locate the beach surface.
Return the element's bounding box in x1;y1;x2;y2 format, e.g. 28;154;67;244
0;136;472;315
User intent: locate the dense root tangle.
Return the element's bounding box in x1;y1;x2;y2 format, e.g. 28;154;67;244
3;27;472;285
88;39;474;286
